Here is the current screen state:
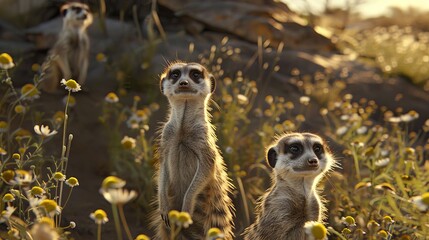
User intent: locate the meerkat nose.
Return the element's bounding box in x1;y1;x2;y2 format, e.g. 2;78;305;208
307;158;319;167
179;80;189;86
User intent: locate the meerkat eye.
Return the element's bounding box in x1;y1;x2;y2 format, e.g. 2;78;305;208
313;143;324;155
189;69;202;83
287;143;302;155
169;70;181;83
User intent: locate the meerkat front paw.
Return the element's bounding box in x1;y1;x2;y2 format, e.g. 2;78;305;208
160;205;170;228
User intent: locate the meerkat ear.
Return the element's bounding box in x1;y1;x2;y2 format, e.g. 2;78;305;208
210;75;216;93
160;78;166;94
266;147;277;168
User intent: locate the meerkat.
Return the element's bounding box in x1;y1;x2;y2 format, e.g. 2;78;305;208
243;132;336;240
150;61;235;240
40;2;93;93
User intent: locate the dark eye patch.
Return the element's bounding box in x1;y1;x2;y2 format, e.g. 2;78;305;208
189;69;202;83
169;69;181;83
71;6;82;13
285;142;303;159
313;143;324;158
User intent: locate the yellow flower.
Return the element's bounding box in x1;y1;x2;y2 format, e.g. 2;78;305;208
168;210;180;224
34;125;58;137
101;188;137;205
39;199;61;217
177;212;193;228
0;121;7;132
300;96;310;106
39;217;55;228
341;216;356;227
65;177;79;187
237;94;249;105
53;172;66;181
0;147;6;156
121;136;136;150
0;53;15;69
101;176;126;190
206;227;225;240
265;95;274;104
61;79;81;92
304;221;327;240
21;83;40;100
14;104;25;114
90;209;109;224
411;192;429;212
2;193;15;202
31;63;40;72
105;92;119;103
377;230;389;239
135;234;150;240
30;186;46;197
1;170;15;183
96;53;107;62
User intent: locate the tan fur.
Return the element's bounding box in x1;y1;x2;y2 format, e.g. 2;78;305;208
150;62;235;239
243;133;336;240
40;2;93;93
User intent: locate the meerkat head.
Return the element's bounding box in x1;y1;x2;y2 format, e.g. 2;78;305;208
266;133;334;178
61;2;93;29
160;62;216;101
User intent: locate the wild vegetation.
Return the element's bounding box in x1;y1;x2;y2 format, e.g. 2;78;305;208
0;3;428;240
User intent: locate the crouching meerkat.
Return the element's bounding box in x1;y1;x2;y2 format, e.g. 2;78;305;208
150;62;235;239
243;132;336;240
40;2;93;93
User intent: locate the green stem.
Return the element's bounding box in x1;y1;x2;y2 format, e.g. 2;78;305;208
97;223;102;240
236;176;250;226
118;204;133;240
61;188;73;209
112;204;123;240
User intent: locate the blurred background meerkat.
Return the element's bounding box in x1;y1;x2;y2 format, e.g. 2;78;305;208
40;2;93;93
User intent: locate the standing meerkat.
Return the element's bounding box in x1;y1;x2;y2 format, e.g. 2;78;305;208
40;2;93;93
151;61;235;239
243;132;336;240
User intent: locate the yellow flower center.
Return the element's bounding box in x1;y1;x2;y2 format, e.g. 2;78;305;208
422;192;429;206
67;177;79;186
106;92;119;102
12;153;20;160
39;217;55;228
0;121;7;129
168;210;179;223
31;186;45;196
96;53;106;62
311;223;327;239
53;172;65;180
65;79;79;89
122;140;135;149
377;230;388;238
207;227;222;237
341;228;351;235
177;212;192;224
14;105;25;114
0;53;13;64
21;84;40;98
0;147;6;155
94;209;107;219
135;234;150;240
101;176;125;190
39;199;58;213
3;193;15;202
344;216;355;225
